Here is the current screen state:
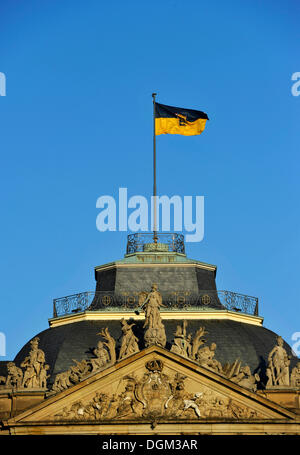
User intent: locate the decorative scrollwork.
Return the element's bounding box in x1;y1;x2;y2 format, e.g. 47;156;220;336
53;290;259;318
126;233;185;254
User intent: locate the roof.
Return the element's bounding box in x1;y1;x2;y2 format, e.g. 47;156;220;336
13;319;299;389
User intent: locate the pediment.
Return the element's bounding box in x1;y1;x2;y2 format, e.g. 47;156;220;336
7;346;296;425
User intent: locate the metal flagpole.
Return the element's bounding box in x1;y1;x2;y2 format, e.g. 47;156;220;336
152;93;158;244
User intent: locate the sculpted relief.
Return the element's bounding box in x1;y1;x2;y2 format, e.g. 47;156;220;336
0;338;49;390
1;285;298;398
52;327;117;393
53;359;264;422
170;321;260;392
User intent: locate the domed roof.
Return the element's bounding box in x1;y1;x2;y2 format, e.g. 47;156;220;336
13;318;299;389
12;236;299;392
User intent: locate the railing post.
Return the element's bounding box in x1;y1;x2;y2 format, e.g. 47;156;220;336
53;300;58;318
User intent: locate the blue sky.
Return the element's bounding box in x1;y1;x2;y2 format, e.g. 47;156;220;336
0;0;299;360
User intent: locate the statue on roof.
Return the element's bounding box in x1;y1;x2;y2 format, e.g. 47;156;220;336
138;283;167;348
118;319;140;360
266;336;291;387
0;362;23;388
21;337;49;389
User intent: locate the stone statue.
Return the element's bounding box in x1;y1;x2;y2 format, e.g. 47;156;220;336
290;361;300;388
69;359;91;383
21;337;49;389
230;364;260;392
139;283;166;348
170;321;192;358
3;362;23;388
118;319;139;360
266;336;290;387
97;327;116;365
52;328;117;393
196;343;223;374
52;370;72;392
90;341;110;373
190;326;207;360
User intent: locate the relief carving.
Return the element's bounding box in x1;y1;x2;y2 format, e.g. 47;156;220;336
52;328;116;393
170;323;261;392
170;321;192;358
223;360;260;392
196;343;223;374
53;359;264;422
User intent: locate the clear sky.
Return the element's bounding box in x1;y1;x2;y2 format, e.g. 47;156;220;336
0;0;299;360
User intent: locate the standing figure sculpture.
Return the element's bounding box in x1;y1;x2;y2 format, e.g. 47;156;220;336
266;336;290;387
21;337;49;389
139;283;166;348
118;319;140;360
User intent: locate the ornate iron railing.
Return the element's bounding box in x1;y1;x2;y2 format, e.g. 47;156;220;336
53;290;259;318
126;233;185;254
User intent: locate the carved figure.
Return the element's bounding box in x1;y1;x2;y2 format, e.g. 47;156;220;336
118;319;139;360
266;336;290;387
190;326;207;360
165;373;188;417
183;392;203;417
196;343;223;373
139;284;167;348
90;341;110;372
69;359;91;383
170;321;192;358
52;328;117;393
4;362;23;388
290;361;300;388
52;360;265;422
116;381;137;417
230;365;260;392
97;327;116;364
52;370;72;392
21;337;49;388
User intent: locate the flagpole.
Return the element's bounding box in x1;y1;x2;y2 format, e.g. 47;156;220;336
152;93;158;244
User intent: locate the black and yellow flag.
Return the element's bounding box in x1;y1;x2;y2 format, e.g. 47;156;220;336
155;103;209;136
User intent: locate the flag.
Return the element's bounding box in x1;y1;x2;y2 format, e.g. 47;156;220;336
155;102;209;136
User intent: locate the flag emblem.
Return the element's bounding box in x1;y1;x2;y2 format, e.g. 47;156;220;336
155;102;209;136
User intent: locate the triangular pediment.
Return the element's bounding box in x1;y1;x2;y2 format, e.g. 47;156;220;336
6;346;296;426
